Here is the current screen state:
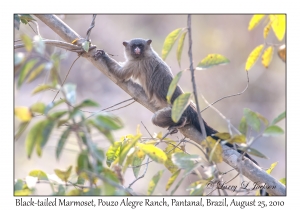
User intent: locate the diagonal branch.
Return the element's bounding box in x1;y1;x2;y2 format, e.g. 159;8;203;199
32;14;285;196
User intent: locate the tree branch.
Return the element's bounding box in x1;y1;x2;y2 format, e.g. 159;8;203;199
33;14;285;196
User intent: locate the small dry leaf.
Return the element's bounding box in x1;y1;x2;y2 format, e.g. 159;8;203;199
277;44;286;62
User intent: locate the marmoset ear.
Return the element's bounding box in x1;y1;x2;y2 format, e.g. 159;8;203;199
123;41;128;47
147;39;152;45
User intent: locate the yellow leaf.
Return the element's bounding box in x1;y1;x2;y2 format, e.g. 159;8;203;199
162;28;184;60
15;107;32;122
54;166;72;182
213;132;231;140
245;44;264;71
26;63;45;83
270;15;286;41
262;46;274;68
136;124;141;135
277;44;286;62
197;54;230;70
164;141;183;173
137;143;167;164
228;135;246;144
263;21;272;39
248;15;265;31
266;162;278;174
166;169;180;191
147;170;164;195
201;137;223;163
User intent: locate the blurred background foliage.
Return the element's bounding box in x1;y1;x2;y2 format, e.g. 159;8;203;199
14;14;285;195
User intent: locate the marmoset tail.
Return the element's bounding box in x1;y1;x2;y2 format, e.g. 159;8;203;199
94;38;258;165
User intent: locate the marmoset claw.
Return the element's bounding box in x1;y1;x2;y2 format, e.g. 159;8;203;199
94;49;105;60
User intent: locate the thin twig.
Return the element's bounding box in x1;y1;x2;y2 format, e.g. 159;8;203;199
201;71;250;113
187;15;207;138
52;56;81;102
86;15;97;41
86;98;134;119
86;170;137;195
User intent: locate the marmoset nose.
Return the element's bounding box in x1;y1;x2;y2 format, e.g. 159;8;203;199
134;47;141;55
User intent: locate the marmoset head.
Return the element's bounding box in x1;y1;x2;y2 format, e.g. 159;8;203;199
123;38;152;60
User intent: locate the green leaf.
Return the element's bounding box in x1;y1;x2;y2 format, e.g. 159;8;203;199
26;63;45;83
48;111;67;120
137;143;167;164
82;41;90;52
162;28;184;60
256;113;269;126
15;121;30;140
147;170;164;195
20;34;33;52
28;170;48;180
239;116;248;135
63;83;77;105
14;179;24;191
243;108;261;132
119;135;141;165
30;102;46;114
171;153;201;174
132;148;146;178
171;93;191;123
266;162;278;174
76;99;99;109
15;52;25;66
26;119;54;158
55;185;65;195
166;169;180;191
263;125;284;137
20;14;35;22
272;111;286;125
36;120;55;156
171;177;185;195
237;146;268;159
56;127;71;160
279;178;286;185
18;59;38;88
76;176;85;185
14;15;21;30
88;119;115;144
54;166;72;182
94;112;123;130
77;151;91;172
197;54;230;70
166;71;183;104
176;31;187;67
44;99;66;114
32;84;55;95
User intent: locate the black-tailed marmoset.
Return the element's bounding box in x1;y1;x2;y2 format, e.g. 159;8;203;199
94;38;258;165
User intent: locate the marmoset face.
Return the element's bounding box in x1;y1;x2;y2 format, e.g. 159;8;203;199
123;38;152;60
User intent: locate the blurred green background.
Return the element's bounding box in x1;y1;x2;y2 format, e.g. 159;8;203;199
14;14;285;195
